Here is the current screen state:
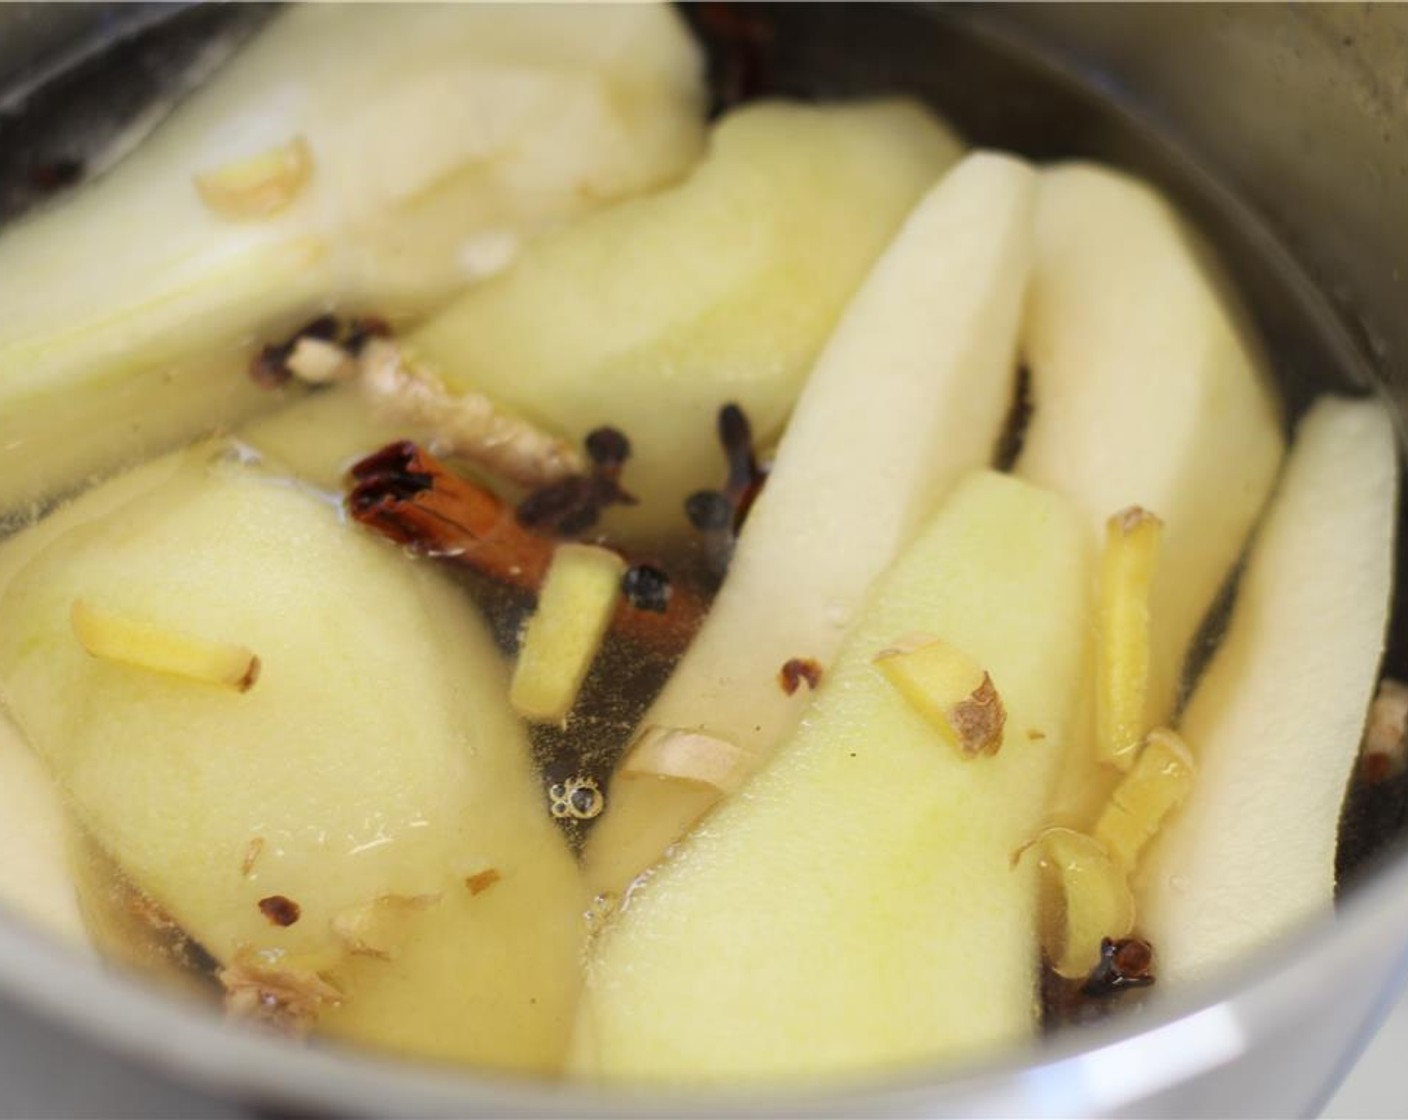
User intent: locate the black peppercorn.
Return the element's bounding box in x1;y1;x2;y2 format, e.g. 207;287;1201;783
686;489;735;532
622;564;672;613
585;426;632;470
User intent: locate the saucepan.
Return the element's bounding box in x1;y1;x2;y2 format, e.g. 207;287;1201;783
0;3;1405;1115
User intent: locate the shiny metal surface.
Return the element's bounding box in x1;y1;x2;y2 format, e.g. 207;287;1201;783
0;3;1405;1116
979;4;1408;409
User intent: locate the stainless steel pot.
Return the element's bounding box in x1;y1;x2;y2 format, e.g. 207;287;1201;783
0;4;1405;1115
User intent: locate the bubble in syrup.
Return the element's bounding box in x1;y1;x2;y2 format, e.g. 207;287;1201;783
549;776;604;820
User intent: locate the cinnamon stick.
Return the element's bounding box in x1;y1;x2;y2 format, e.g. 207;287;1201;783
346;442;703;651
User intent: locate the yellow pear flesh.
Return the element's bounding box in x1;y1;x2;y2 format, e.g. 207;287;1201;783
574;471;1092;1084
0;454;583;1072
234;386;425;494
1017;164;1286;825
0;715;85;947
0;449;194;921
1138;397;1397;986
406;100;964;541
582;151;1037;899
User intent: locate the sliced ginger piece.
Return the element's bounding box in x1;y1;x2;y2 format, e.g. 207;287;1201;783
330;893;442;961
622;727;750;795
194;137;314;220
1028;730;1190;981
874;635;1006;758
358;338;583;489
1093;727;1194;871
1095;506;1162;770
71;598;259;693
510;544;625;723
219;943;344;1035
1022;827;1134;979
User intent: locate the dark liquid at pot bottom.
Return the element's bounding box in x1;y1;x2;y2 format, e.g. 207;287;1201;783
1;0;1404;1040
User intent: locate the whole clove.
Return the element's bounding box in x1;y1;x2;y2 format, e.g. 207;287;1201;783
516;425;638;537
683;402;769;582
585;426;631;470
1041;936;1157;1032
685;489;735;533
1080;936;1156;998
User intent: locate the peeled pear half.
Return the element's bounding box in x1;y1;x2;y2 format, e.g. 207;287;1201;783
574;471;1092;1084
581;151;1037;900
0;2;705;510
1017;164;1286;824
407;99;964;539
1139;397;1398;986
0;453;583;1072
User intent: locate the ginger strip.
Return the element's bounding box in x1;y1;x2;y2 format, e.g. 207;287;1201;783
71;599;259;692
1020;827;1134;980
1095;506;1163;770
1093;727;1195;871
874;635;1006;758
510;544;625;723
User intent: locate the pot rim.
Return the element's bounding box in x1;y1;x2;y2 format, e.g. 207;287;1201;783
0;3;1402;1115
2;830;1404;1117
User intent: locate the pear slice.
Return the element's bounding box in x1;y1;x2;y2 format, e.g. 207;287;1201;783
0;2;705;511
574;471;1093;1083
0;453;200;948
581;152;1036;900
1015;164;1286;825
405;99;965;540
1137;397;1398;986
0;715;85;946
0;453;584;1071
